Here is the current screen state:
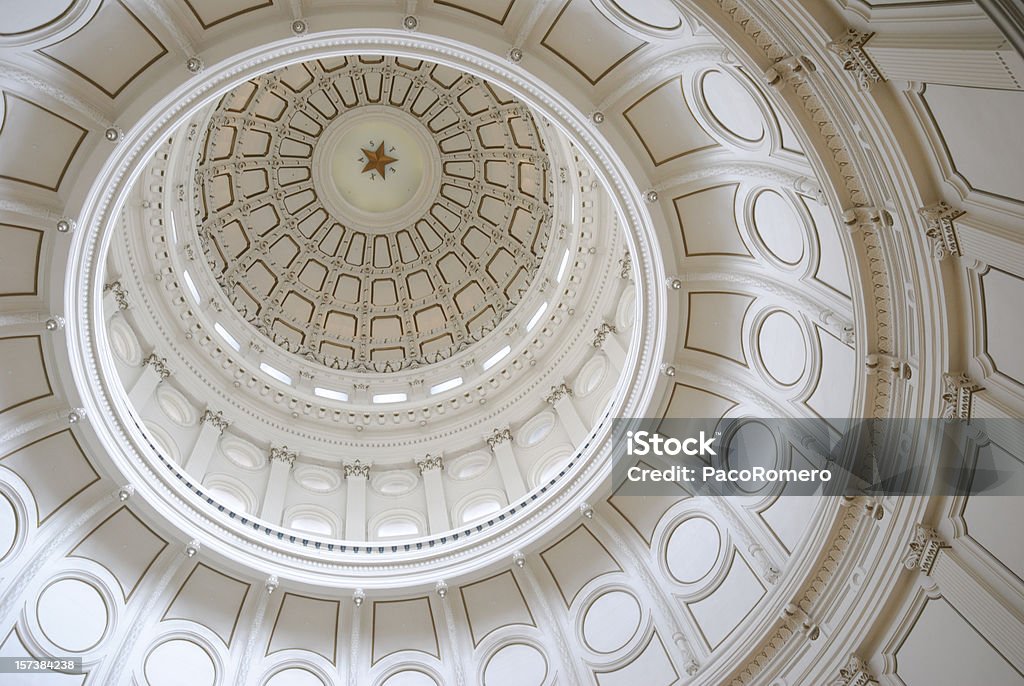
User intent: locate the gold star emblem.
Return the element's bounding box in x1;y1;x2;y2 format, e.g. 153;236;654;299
360;141;398;179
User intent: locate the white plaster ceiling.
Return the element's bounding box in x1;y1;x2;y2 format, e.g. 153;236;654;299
0;0;1014;684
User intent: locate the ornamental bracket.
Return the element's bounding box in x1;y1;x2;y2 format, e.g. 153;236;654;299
826;29;884;92
903;524;949;575
918;202;965;260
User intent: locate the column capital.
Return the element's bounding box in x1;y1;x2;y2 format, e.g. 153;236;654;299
269;445;296;469
545;382;573;405
104;280;129;310
344;460;371;479
592;322;617;349
201;408;230;433
941;372;982;421
919;202;965;260
486;427;513;450
144;353;171;379
903;524;949;575
831;654;878;686
826;29;884;91
617;250;631;280
416;454;444;473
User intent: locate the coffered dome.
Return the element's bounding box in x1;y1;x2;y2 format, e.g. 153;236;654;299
98;41;639;566
194;55;553;372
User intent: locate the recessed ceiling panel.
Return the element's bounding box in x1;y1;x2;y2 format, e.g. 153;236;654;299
39;0;166;98
0;94;87;191
542;0;646;84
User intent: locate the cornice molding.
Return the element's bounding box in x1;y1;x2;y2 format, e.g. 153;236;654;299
976;0;1024;59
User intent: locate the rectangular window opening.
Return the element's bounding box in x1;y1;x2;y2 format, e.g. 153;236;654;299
430;377;463;395
314;387;349;402
372;392;407;404
526;302;548;331
482;345;511;370
213;322;240;351
259;362;292;385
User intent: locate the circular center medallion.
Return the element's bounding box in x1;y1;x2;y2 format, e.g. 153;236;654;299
313;107;440;233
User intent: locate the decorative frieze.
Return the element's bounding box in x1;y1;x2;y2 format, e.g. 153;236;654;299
201;409;230;433
903;524;948;575
918;202;965;260
144;353;171;379
104;280;129;310
269;446;296;468
416;454;444;473
544;383;573;405
486;427;513;450
826;29;884;92
702;5;901;685
941;373;982;421
592;322;617;349
831;655;878;686
344;460;371;479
